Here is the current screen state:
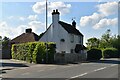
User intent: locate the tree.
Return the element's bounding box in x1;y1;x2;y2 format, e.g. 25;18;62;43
3;36;10;41
0;36;2;41
112;35;120;50
39;32;44;39
86;37;99;49
99;29;112;48
2;36;10;48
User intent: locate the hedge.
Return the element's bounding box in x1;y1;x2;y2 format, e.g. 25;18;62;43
102;48;119;58
11;42;56;63
87;48;102;61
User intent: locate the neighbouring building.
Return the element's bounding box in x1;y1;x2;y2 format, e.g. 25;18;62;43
5;28;39;59
39;9;86;63
11;28;39;44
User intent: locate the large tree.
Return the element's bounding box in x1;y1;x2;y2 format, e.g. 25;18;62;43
99;29;112;48
86;37;99;49
86;29;119;50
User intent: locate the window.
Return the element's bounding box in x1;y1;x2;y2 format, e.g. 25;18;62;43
71;49;74;53
79;36;81;43
61;51;65;53
70;34;74;43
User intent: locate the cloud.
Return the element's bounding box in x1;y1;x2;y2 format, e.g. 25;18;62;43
0;21;45;39
80;2;118;29
28;21;45;34
93;18;118;29
80;13;104;27
19;17;26;21
8;16;14;19
32;1;71;16
28;15;38;21
0;21;27;38
97;2;118;16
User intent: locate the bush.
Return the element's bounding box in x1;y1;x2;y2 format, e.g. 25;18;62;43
87;48;102;60
11;42;56;63
103;48;119;58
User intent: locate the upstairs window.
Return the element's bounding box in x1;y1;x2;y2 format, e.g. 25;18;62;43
70;34;74;43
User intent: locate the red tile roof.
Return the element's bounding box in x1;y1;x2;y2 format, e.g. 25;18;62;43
11;32;39;44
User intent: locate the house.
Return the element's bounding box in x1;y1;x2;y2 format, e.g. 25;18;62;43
40;9;85;54
11;28;39;44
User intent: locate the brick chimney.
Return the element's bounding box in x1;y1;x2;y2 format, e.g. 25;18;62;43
52;9;60;24
72;20;76;28
26;28;32;33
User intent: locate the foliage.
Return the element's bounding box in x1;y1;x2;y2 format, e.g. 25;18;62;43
86;37;99;49
86;29;119;58
87;48;102;60
102;48;119;58
39;32;44;39
12;42;56;64
2;36;11;49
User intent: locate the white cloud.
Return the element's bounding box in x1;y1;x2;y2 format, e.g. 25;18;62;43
0;21;27;39
8;16;14;19
28;15;38;21
97;2;118;16
19;17;26;21
93;18;118;29
32;1;71;16
80;2;118;29
28;21;45;34
80;13;104;27
0;20;45;39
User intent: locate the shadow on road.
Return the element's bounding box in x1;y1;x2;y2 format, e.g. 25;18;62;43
1;62;29;67
89;59;120;64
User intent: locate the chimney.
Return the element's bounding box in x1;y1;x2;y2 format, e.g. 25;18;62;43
26;28;32;33
72;20;76;28
52;9;60;24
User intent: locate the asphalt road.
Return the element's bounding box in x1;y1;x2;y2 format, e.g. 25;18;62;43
1;58;120;80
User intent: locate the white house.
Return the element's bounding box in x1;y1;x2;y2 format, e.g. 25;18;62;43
40;9;85;54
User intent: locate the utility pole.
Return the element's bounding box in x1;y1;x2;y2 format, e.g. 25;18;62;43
46;0;48;63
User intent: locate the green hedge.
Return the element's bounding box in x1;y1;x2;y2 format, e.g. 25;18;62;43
87;49;102;60
102;48;119;58
11;42;56;63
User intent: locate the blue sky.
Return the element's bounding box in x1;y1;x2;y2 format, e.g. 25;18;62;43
0;1;118;45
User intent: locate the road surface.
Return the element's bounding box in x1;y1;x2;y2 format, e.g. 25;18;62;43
1;58;120;80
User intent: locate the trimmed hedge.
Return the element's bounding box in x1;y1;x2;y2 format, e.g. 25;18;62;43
11;42;56;63
102;48;119;58
87;49;102;60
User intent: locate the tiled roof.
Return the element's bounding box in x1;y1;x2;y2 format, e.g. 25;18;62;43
11;32;39;43
59;21;83;36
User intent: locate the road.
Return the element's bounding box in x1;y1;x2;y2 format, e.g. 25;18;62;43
1;58;120;80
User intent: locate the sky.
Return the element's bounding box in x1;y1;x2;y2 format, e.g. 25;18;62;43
0;1;118;46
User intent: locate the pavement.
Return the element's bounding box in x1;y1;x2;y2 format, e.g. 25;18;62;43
0;59;36;74
0;58;120;80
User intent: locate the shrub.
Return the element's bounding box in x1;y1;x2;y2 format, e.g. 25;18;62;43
11;42;56;63
103;48;119;58
87;48;102;60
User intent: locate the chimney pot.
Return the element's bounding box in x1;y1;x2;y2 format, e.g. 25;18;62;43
52;10;56;15
56;9;60;14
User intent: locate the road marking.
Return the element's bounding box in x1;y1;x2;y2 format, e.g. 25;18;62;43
93;67;106;72
21;72;30;75
110;64;117;67
20;67;28;69
70;73;88;79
